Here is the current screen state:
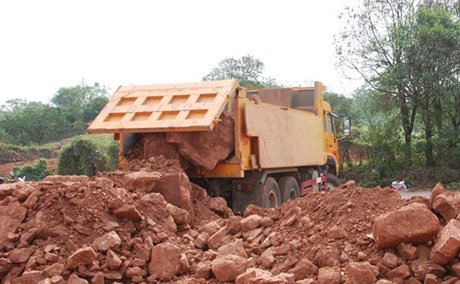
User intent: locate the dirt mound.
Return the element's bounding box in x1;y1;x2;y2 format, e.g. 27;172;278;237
2;155;460;284
0;156;228;283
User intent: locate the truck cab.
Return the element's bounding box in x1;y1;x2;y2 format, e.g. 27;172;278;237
322;101;339;176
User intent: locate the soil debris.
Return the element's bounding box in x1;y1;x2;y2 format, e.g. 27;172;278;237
1;159;460;283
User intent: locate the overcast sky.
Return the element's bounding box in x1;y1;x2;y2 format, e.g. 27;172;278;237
0;0;362;104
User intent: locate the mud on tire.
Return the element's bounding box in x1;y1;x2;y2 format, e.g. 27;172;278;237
261;177;281;208
278;176;300;203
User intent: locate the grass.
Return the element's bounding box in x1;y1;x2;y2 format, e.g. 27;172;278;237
342;163;460;191
0;134;116;164
0;142;56;163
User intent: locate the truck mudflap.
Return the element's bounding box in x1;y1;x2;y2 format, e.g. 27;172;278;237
300;175;327;195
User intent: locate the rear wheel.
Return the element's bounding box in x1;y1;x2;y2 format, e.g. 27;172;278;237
279;176;300;203
261;177;281;208
326;173;340;191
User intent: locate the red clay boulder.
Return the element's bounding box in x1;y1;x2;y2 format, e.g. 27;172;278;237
166;112;234;171
166;203;192;226
372;203;440;248
315;246;340;267
235;268;274;284
7;248;34;263
212;254;248;282
290;258;318;280
317;267;340;284
92;231;121;252
149;243;182;281
348;262;377;284
432;192;460;222
0;202;27;247
66;247;97;269
123;171;162;192
153;171;194;214
240;214;262;232
430;183;445;208
430;219;460;265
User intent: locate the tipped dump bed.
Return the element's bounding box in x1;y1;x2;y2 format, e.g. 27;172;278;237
88;80;239;134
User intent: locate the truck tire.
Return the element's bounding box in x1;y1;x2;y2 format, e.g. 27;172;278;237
278;176;300;203
261;177;281;208
326;173;340;191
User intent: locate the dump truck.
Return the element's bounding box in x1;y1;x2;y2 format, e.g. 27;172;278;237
88;80;346;212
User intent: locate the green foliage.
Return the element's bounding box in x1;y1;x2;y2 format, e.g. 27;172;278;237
83;134;119;171
13;159;50;181
0;142;55;163
0;83;108;146
336;0;460;176
57;136;117;176
203;55;279;88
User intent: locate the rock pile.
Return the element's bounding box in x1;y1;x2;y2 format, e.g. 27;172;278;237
126;112;235;171
1;155;460;283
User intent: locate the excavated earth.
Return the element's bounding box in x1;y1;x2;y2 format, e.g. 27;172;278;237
127;112;235;171
1;155;460;283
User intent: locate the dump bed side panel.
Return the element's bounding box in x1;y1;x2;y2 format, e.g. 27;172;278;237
245;102;324;169
88;80;238;133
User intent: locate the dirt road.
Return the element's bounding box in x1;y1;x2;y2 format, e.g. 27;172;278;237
400;190;431;199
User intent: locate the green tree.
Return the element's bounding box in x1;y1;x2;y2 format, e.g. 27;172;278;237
13;158;50;181
0;101;71;145
336;0;419;164
57;137;108;176
52;82;109;134
402;6;460;165
0;82;109;145
203;55;279;88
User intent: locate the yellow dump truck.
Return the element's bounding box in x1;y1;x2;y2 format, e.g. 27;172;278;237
88;80;345;212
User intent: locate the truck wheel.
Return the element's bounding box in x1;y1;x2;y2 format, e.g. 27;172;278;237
261;177;281;208
326;173;340;191
279;176;300;203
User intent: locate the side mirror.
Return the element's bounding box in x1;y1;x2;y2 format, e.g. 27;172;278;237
343;117;351;136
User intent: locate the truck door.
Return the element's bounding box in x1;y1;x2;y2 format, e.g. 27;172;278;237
323;111;339;172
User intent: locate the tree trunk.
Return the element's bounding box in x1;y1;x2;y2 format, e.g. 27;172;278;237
422;108;435;166
425;126;434;166
399;92;416;165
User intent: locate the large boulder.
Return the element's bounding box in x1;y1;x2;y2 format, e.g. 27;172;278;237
430;219;460;265
212;254;248;282
166;112;234;171
66;247;97;269
7;248;34;263
430;183;445;208
317;267;341;284
411;258;446;281
348;262;377;284
166;203;192;226
149;243;182;281
240;215;262;232
153;172;194;214
372;203;440;248
217;239;247;259
123;171;162;192
92;231;121;252
315;246;340;267
0;202;27;246
432;192;460;222
290;258;318;280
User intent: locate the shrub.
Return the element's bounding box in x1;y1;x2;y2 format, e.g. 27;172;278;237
13;158;50;181
0;143;56;164
106;142;119;171
57;137;107;176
